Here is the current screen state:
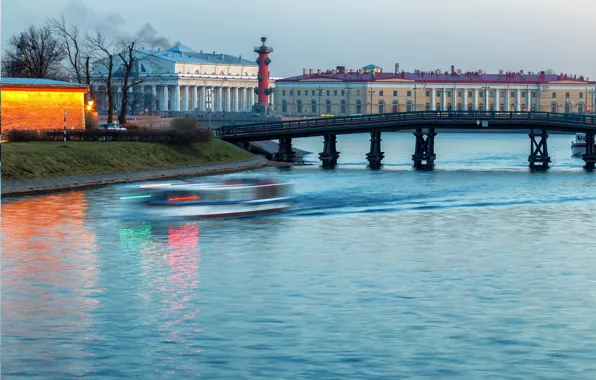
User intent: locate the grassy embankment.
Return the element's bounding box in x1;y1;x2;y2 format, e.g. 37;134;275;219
2;140;254;181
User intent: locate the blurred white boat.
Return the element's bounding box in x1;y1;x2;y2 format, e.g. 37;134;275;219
119;177;294;218
571;133;596;157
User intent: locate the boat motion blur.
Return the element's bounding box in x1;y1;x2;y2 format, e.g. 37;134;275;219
571;133;596;157
119;177;294;219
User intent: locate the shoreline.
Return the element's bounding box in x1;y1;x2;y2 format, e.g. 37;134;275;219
1;156;296;198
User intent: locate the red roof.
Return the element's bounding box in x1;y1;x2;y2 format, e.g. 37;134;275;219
278;71;596;85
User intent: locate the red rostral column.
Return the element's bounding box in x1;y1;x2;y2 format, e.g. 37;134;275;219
254;37;273;109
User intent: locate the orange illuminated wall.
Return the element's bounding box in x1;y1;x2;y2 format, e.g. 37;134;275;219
1;87;87;132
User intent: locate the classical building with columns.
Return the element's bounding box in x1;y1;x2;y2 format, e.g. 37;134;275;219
275;64;596;116
92;44;279;115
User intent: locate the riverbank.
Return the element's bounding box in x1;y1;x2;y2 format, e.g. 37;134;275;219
1;140;276;197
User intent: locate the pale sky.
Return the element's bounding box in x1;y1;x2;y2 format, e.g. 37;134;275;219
2;0;596;79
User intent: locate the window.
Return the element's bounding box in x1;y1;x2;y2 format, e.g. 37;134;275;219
552;92;557;99
436;102;441;111
282;90;286;96
468;103;473;111
326;99;332;113
566;92;570;98
551;103;557;113
355;100;362;113
565;103;571;113
479;92;484;98
521;91;526;97
393;100;399;112
457;103;463;111
521;103;526;111
340;100;346;114
357;90;360;96
447;91;452;97
406;101;412;112
312;90;315;96
510;103;515;111
334;90;338;96
580;92;584;99
326;90;330;96
579;104;584;114
500;91;505;98
341;90;345;96
378;100;385;113
468;91;473;97
490;91;495;98
289;90;293;96
379;90;384;96
425;103;431;111
282;99;287;113
500;103;505;111
479;103;484;110
511;91;515;98
457;91;462;97
311;100;317;114
447;103;452;110
407;90;412;97
394;90;398;96
490;104;495;111
436;90;441;96
532;92;536;98
297;90;301;96
426;90;430;97
297;100;302;113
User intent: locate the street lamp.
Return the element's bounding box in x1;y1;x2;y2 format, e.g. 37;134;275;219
345;84;354;115
368;89;376;114
481;86;490;111
317;85;324;116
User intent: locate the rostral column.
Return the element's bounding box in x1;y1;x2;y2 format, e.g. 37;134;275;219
254;37;273;113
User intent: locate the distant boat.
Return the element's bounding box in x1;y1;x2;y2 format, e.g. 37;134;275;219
120;177;294;219
571;133;596;157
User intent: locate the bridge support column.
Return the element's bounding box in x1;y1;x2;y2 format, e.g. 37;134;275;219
412;128;437;170
319;134;340;169
273;137;296;162
582;133;596;171
366;131;385;169
528;129;551;171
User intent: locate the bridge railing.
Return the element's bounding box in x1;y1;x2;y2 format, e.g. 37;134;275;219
214;111;596;136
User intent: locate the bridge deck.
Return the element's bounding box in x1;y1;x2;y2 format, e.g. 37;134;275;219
215;111;596;141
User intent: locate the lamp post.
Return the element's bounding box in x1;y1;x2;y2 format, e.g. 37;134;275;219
345;84;353;115
317;85;323;116
413;84;418;112
368;89;375;114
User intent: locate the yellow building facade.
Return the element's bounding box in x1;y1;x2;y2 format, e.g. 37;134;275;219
275;65;596;116
1;78;89;133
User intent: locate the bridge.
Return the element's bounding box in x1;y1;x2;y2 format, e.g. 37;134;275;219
214;111;596;171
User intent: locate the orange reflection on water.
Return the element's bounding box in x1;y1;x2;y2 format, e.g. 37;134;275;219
2;192;99;325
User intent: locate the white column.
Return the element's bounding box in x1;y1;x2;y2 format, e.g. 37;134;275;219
200;86;206;112
431;88;436;111
217;87;223;112
183;86;189;112
250;88;255;110
174;85;181;112
442;89;446;111
234;88;239;112
162;86;169;111
474;89;479;110
151;86;157;110
242;87;248;112
191;86;198;112
516;90;521;111
225;87;231;112
463;88;468;110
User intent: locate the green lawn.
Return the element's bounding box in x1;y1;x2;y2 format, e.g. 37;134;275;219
2;140;254;180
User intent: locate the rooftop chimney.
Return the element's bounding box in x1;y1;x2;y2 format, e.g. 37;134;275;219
309;69;313;75
451;65;455;75
303;68;307;75
317;69;322;74
337;66;346;74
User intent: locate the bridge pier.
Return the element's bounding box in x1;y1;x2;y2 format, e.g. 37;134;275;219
273;137;296;162
412;128;437;170
528;129;551;171
366;131;385;169
582;133;596;171
319;134;340;169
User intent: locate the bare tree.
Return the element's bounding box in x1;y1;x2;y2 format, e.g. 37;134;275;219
1;24;65;78
48;15;84;84
86;30;117;123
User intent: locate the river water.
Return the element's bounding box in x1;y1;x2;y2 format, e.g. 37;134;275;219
3;133;596;379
